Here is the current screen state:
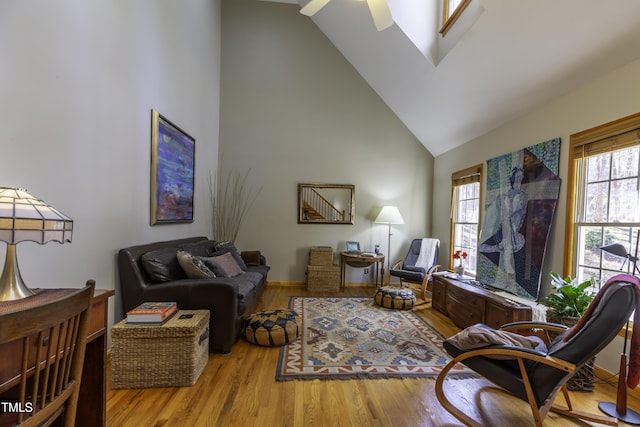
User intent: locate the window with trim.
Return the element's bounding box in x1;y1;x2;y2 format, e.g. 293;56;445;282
451;164;482;275
440;0;471;36
566;113;640;290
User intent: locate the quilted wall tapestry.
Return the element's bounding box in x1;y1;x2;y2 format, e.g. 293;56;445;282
477;138;561;300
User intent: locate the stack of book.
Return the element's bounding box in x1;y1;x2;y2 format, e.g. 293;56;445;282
126;301;178;325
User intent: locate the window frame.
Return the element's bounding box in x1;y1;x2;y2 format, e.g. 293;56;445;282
440;0;472;36
564;112;640;279
450;164;482;275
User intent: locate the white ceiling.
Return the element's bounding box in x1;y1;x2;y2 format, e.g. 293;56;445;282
262;0;640;156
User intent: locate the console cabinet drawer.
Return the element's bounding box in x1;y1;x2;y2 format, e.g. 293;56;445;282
432;276;447;314
446;291;484;328
434;274;532;330
485;301;512;328
447;285;483;308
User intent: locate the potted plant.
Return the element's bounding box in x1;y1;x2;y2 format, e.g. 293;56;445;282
452;250;467;276
542;272;595;322
541;271;596;391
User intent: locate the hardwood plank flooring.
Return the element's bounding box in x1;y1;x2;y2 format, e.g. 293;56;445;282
106;285;635;426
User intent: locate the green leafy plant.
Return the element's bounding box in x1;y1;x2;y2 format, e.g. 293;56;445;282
541;272;596;318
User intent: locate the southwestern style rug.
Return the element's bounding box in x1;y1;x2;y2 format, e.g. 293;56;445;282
276;296;476;380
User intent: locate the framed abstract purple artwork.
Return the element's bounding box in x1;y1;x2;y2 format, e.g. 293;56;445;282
150;109;195;224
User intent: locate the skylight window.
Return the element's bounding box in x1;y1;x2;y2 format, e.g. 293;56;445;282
440;0;471;36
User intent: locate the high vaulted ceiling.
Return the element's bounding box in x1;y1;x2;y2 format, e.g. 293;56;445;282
260;0;640;156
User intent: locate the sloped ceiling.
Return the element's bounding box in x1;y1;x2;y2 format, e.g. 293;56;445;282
262;0;640;156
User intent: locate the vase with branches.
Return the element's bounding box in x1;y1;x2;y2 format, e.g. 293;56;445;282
209;165;262;243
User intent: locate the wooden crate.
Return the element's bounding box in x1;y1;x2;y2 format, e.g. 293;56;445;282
111;310;209;389
307;265;341;292
309;246;334;266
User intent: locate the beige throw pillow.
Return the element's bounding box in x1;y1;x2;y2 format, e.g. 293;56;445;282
177;250;216;279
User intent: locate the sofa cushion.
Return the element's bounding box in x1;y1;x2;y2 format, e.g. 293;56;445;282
235;280;257;315
141;247;186;282
236;271;264;286
209;244;248;271
246;264;270;279
200;252;245;278
178;240;217;257
177;250;216;279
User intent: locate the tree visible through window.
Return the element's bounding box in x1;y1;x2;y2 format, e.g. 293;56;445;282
567;113;640;290
451;165;482;275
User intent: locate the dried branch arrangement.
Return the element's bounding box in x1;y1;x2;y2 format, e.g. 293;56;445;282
209;166;262;243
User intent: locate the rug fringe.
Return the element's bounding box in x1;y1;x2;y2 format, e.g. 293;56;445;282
275;372;480;381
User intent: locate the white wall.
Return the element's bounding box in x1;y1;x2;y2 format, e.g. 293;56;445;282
433;57;640;374
0;0;221;325
219;0;434;283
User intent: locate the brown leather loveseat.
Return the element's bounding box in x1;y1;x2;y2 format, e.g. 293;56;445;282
118;236;269;353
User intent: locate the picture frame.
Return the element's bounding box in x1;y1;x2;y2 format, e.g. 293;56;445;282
298;183;355;224
150;109;195;224
346;241;361;252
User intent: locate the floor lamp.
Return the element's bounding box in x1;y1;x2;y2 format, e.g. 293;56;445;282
599;233;640;425
374;206;404;272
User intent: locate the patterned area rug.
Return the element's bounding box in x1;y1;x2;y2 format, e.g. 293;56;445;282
276;296;476;380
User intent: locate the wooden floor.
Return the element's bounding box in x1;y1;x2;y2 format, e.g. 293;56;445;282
106;285;635;427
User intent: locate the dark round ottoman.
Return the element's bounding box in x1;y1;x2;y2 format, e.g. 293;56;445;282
243;308;301;346
374;286;416;310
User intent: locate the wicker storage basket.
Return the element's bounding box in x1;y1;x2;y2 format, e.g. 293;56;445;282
309;246;334;266
111;310;209;389
307;265;341;291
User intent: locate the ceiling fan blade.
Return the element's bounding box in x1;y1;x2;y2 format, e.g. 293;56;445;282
300;0;331;16
366;0;393;31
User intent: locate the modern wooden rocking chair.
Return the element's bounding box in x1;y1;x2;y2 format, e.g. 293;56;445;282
435;277;637;427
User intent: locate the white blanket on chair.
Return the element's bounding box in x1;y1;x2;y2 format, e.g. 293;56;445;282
415;238;439;270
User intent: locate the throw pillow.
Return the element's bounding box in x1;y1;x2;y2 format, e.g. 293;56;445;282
200;252;244;278
241;251;261;267
446;324;547;360
177;250;216;279
141;247;186;282
178;241;215;257
208;243;248;271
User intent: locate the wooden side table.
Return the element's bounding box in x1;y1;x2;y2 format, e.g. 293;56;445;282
340;252;385;289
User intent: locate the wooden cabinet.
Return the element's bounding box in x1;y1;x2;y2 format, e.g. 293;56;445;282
432;273;531;329
432;275;448;313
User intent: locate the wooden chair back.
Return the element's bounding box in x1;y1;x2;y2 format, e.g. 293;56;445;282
0;281;94;426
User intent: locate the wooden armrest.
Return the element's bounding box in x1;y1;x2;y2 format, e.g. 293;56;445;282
500;321;569;346
391;260;404;270
452;346;576;374
500;321;569;333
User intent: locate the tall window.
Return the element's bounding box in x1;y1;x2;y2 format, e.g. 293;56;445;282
440;0;471;36
451;164;482;275
566;113;640;288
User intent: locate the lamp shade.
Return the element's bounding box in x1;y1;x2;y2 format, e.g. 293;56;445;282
0;187;73;244
600;242;632;258
375;206;404;225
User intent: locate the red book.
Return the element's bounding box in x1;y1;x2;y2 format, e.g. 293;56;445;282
126;302;178;324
